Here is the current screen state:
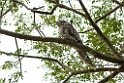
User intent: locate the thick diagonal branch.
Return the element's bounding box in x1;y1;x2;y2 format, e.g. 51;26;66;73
78;0;123;58
0;29;124;64
114;0;124;6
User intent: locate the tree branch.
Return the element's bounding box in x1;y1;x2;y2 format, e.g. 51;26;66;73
73;68;118;75
114;0;124;6
12;0;32;10
78;0;123;58
2;5;14;17
0;50;73;72
14;38;22;80
0;29;124;64
58;4;86;17
95;6;120;23
98;64;124;83
62;67;121;83
12;0;45;13
79;28;94;33
47;0;86;17
31;5;57;15
62;73;73;83
0;0;7;16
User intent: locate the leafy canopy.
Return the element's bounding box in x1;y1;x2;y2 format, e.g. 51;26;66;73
0;0;124;83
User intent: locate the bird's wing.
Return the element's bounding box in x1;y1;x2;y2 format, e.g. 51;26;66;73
64;23;82;43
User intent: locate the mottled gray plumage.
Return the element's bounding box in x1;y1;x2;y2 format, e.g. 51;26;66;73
56;20;96;70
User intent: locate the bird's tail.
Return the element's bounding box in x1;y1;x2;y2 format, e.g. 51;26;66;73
76;48;96;70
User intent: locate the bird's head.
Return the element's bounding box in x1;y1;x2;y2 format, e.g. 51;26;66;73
56;20;68;28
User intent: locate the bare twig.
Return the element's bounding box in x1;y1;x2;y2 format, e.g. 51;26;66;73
35;28;45;37
31;5;57;15
98;64;124;83
95;6;120;23
14;38;22;82
69;1;77;23
33;9;45;37
68;0;76;17
2;5;14;17
0;50;73;72
62;73;73;83
12;0;32;10
68;0;73;8
79;28;94;33
0;29;124;64
14;38;22;72
38;29;46;37
78;0;123;58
